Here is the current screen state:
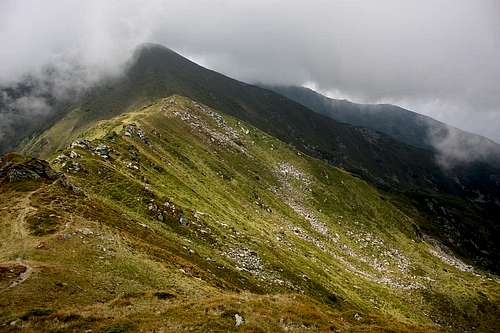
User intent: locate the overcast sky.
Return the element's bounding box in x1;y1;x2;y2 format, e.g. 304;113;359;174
1;0;499;142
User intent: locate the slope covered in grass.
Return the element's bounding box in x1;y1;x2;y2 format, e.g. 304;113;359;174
1;96;498;332
18;44;500;274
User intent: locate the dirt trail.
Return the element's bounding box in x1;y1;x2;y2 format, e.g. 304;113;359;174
0;190;39;291
4;262;33;290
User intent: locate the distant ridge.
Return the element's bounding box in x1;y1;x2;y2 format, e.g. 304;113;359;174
265;85;500;164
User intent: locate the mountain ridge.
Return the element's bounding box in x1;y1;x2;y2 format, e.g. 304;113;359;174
19;45;491;192
2;95;499;331
14;43;500;274
264;85;500;164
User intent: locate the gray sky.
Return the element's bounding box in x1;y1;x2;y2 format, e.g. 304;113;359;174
1;0;499;142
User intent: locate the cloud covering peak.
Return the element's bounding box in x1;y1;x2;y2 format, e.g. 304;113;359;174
1;0;499;141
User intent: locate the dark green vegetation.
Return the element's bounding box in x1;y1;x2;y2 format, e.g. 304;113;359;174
17;44;500;273
1;96;499;332
265;85;500;156
265;85;500;273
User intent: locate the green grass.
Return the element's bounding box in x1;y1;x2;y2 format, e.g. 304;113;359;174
25;209;60;236
1;96;498;332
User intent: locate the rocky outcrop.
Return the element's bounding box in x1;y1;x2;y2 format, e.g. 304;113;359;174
0;153;60;183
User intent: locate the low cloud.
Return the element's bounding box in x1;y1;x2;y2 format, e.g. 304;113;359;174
0;91;50;147
1;0;499;147
0;60;121;152
429;126;500;169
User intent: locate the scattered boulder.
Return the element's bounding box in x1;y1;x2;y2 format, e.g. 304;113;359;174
70;139;92;150
235;313;244;327
79;228;94;236
179;213;188;225
146;199;189;226
93;144;112;159
126;161;139;170
61;160;83;173
55;176;84;195
147;201;158;213
53;154;69;164
68;150;79;159
128;145;140;161
53;150;80;165
152;129;161;138
124;123;150;145
226;248;263;276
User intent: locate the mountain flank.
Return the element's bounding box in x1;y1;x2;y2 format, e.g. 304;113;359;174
17;44;500;274
1;96;499;331
265;85;500;165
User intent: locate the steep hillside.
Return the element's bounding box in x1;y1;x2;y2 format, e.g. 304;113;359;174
1;96;499;332
18;44;489;195
266;85;500;164
19;44;500;273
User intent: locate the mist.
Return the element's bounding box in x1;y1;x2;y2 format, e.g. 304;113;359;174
1;0;499;151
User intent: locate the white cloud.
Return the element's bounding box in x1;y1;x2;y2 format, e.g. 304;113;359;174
1;0;499;141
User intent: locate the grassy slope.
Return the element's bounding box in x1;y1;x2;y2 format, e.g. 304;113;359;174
18;44;464;193
1;96;498;332
18;45;500;275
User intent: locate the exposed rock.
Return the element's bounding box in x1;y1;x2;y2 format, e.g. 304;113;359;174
273;161;424;290
53;154;69;164
62;160;83;173
179;214;187;225
79;228;94;236
235;313;244;327
93;144;112;159
227;248;264;276
147;201;158;213
56;176;84;195
54;149;81;164
126;161;139;170
68;150;79;159
0;153;61;183
273;162;329;237
124;123;150;145
425;236;474;272
166;101;248;155
276;162;311;186
70;139;92;150
6;168;40;182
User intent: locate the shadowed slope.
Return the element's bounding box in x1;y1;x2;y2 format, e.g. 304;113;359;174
265;85;500;164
